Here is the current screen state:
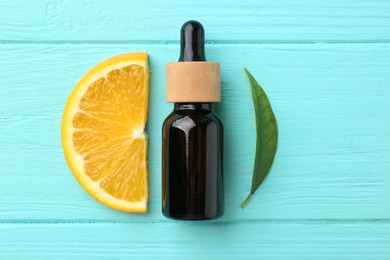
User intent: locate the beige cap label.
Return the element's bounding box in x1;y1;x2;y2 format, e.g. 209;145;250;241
166;62;220;103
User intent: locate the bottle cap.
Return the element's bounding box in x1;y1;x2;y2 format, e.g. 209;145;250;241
166;21;220;103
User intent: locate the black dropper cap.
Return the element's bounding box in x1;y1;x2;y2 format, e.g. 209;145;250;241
179;20;206;62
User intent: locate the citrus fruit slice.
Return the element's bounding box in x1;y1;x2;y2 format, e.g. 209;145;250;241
61;52;149;213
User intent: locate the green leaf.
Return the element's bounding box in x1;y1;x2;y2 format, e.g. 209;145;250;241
241;68;278;208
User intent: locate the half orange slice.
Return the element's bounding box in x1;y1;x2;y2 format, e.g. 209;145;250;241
61;52;149;213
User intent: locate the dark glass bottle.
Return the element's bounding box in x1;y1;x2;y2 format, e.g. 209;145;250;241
162;103;224;220
162;21;224;220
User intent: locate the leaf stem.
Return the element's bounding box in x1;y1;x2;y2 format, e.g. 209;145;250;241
241;194;252;208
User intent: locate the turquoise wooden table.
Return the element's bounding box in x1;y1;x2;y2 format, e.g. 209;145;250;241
1;0;390;259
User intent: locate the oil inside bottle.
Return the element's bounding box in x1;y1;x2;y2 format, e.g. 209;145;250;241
162;103;224;220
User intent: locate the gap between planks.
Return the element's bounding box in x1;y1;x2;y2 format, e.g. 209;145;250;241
1;40;390;45
1;219;390;225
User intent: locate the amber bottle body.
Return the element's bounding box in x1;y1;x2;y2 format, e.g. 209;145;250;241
162;103;224;220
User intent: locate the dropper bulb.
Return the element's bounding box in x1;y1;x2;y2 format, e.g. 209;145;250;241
179;20;206;62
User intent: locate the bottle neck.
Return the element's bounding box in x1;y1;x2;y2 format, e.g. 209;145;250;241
174;103;212;112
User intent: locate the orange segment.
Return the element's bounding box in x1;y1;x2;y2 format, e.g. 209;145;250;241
61;52;149;213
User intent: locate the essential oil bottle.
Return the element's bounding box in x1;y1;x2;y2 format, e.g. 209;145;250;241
162;21;224;220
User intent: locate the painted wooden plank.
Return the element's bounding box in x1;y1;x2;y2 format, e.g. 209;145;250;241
0;43;389;221
1;0;390;42
1;222;390;259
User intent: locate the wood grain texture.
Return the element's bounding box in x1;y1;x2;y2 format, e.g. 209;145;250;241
0;0;390;42
1;0;390;258
1;222;390;259
0;44;389;222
